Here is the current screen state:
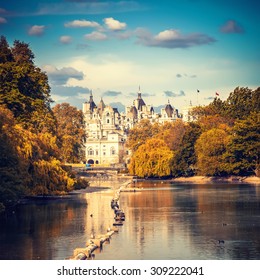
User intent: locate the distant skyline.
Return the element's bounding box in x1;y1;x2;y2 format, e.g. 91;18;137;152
1;0;259;111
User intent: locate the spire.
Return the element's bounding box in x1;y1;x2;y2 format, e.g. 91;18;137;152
90;90;93;101
88;90;96;111
138;86;141;99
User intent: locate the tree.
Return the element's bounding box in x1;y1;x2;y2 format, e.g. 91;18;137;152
129;138;173;177
0;105;26;211
11;40;35;64
157;120;186;151
0;37;54;133
171;122;201;177
0;38;89;212
53;103;85;163
225;112;260;176
224;87;260;120
0;36;13;63
195;128;230;176
126;119;160;152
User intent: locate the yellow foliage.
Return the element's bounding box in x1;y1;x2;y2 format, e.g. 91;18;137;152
129;138;173;177
195;128;230;176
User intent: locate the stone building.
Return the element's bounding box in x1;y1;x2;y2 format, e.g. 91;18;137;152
83;88;181;165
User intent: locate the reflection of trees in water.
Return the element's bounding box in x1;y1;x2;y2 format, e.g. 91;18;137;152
0;198;88;260
125;182;260;259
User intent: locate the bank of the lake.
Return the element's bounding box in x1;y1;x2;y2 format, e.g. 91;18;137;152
171;176;260;185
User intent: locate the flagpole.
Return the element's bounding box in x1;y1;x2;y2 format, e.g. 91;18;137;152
197;89;199;105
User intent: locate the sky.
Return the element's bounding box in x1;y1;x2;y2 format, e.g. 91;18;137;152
0;0;259;112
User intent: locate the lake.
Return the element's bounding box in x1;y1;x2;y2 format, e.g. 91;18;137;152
0;182;259;260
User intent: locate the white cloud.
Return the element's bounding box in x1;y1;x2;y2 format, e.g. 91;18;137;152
164;90;185;97
64;19;100;28
84;31;107;41
155;29;180;41
28;25;45;36
43;65;84;85
103;17;126;31
136;28;216;49
59;35;72;44
0;17;7;24
64;55;176;103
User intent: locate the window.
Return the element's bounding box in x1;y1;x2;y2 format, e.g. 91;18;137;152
88;148;94;156
96;150;98;155
110;147;116;155
107;119;110;124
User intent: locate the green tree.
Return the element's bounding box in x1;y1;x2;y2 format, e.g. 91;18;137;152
225;112;260;176
195;128;230;176
0;37;54;133
0;36;13;63
171;122;201;177
224;87;260;120
53;103;85;163
129;138;173;177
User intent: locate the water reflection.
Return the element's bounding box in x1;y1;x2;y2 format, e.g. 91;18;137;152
0;183;259;260
0;191;115;260
96;182;260;260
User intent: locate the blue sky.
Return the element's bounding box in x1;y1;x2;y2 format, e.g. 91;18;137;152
0;0;259;112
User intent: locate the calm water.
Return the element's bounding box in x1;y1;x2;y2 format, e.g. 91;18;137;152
0;182;260;260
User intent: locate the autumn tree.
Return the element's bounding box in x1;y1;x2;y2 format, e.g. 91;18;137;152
171;122;201;177
129;138;173;177
126;119;160;152
0;105;26;211
0;38;88;211
53;103;85;163
225;112;260;176
195;128;230;176
157;120;186;151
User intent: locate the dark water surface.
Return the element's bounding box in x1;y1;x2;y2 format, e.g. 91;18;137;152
0;182;260;260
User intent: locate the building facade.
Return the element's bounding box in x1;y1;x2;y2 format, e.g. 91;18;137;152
83;88;181;165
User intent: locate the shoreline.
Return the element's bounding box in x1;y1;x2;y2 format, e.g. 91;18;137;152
170;175;260;185
20;175;260;202
83;175;260;193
